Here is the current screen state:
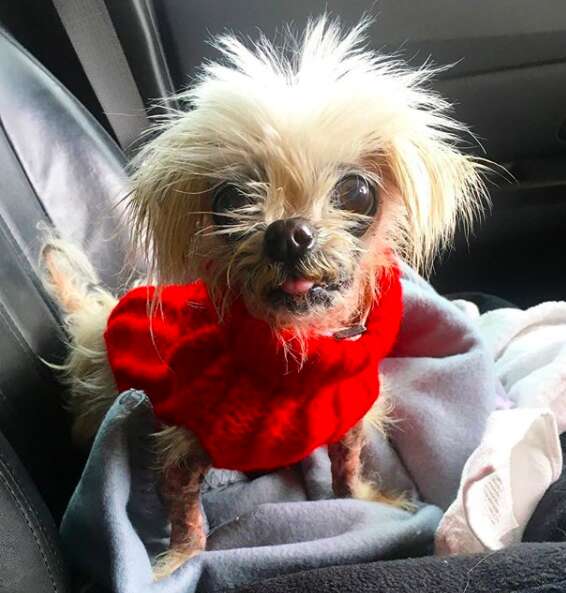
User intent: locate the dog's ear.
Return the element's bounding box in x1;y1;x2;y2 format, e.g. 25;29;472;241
386;133;486;272
127;117;211;285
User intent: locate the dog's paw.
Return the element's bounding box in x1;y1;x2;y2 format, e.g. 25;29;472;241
351;480;416;512
152;546;203;580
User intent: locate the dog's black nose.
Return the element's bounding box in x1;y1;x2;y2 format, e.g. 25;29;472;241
264;217;316;264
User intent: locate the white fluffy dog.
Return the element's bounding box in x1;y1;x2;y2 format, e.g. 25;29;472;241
42;17;487;577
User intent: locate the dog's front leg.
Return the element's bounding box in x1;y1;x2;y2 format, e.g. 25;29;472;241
328;422;365;497
153;441;210;579
164;458;210;551
329;421;410;508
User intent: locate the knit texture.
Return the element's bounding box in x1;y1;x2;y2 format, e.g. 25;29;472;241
104;269;402;471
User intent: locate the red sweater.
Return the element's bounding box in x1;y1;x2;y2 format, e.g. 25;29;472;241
104;269;402;471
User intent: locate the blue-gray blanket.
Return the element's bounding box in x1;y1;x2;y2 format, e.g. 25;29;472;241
60;265;498;593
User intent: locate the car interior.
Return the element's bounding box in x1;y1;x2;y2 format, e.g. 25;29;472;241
0;1;565;592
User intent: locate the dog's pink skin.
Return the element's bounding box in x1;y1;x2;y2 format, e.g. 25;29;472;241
162;453;210;553
328;423;365;497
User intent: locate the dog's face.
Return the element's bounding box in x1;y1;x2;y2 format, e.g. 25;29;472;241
198;131;400;332
129;18;485;334
211;171;391;330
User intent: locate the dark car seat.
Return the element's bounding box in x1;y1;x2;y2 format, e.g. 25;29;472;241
1;18;565;593
0;27;128;593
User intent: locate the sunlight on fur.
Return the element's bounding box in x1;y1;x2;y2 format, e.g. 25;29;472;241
41;240;118;443
152;547;202;581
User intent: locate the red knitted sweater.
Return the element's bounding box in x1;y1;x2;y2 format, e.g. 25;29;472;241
104;268;402;471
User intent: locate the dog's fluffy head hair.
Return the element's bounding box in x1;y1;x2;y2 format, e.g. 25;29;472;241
128;16;486;333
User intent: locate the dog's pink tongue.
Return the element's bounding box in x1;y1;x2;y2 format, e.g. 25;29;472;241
281;278;314;295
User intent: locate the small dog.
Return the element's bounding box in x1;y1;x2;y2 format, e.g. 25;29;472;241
42;17;486;578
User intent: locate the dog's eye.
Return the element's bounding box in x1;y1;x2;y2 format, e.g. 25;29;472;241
212;184;251;227
332;175;378;217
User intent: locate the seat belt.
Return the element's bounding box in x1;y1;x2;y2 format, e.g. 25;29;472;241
52;0;150;152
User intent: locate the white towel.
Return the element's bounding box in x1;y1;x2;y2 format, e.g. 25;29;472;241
479;302;566;430
435;300;566;555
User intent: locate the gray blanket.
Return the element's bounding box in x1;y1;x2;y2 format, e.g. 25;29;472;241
60;265;498;593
